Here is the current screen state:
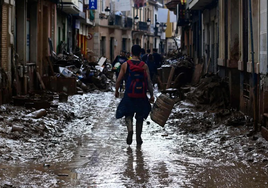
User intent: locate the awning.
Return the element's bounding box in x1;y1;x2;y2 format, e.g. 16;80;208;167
188;0;214;10
165;0;180;13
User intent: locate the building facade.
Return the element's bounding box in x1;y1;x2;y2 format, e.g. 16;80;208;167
87;0;133;63
0;0;172;104
170;0;268;132
0;0;15;103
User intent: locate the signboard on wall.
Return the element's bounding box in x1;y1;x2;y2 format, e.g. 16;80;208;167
89;0;97;10
115;0;131;11
88;33;93;40
75;20;80;29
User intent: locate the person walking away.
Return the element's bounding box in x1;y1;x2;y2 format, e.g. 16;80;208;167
140;48;146;60
126;52;132;60
145;54;157;85
115;45;154;145
141;49;151;62
112;50;128;78
112;50;128;90
152;48;163;69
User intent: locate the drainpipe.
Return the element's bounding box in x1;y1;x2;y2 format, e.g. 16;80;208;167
248;0;258;131
199;10;202;60
267;0;268;73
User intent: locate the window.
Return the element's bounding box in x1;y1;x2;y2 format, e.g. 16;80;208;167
102;0;106;12
100;37;106;57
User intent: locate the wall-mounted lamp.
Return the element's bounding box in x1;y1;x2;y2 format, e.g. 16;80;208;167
134;15;139;24
100;6;111;19
147;18;151;26
105;6;110;16
155;21;160;28
163;23;167;31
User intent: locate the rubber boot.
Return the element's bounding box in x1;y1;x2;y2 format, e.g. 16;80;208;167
136;120;143;145
125;116;133;145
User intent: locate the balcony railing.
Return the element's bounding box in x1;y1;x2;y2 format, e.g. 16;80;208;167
114;15;122;26
108;15;122;27
124;17;133;28
138;21;148;31
108;16;133;29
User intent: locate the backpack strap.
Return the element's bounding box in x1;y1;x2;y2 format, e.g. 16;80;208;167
127;60;146;73
127;60;145;67
139;61;145;67
127;60;134;66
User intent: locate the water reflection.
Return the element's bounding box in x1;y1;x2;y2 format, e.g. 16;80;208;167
156;161;169;186
123;146;150;187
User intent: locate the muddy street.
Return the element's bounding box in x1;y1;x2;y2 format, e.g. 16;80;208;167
0;91;268;187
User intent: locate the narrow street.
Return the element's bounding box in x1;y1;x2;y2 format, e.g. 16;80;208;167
0;90;268;187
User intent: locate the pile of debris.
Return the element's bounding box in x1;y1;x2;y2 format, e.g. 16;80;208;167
47;52;113;94
158;56;194;90
11;41;115;109
187;73;230;111
157;55;194;99
44;39;114;95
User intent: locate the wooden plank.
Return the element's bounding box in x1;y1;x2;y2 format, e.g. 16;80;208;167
206;58;211;74
261;126;268;141
191;63;204;85
36;71;46;90
46;56;55;75
12;56;20;95
172;72;185;88
166;66;175;89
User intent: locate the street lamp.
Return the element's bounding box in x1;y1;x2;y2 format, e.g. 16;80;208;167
147;18;151;26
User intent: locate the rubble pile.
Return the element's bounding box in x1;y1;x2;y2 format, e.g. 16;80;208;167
187;74;230;111
0;104;74;141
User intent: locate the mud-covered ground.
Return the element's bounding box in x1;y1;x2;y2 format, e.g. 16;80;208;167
0;89;268;187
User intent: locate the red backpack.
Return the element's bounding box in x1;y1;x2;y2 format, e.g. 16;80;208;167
126;60;148;98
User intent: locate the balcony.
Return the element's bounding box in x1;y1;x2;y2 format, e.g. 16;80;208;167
108;15;123;27
114;15;122;26
80;10;94;26
138;21;148;31
108;16;133;29
60;0;80;14
124;17;133;28
188;0;214;10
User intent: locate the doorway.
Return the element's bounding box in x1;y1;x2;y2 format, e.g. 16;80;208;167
110;37;114;62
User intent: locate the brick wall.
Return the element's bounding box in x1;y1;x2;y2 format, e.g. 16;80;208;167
1;4;8;71
1;4;12;103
